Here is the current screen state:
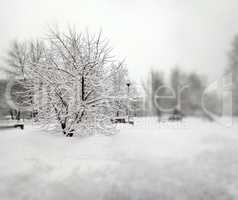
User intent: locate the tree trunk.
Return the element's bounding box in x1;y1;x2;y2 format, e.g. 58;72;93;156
16;110;21;121
82;76;85;101
10;110;14;120
60;121;67;135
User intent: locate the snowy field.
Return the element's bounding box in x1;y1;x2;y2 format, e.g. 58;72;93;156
0;117;238;200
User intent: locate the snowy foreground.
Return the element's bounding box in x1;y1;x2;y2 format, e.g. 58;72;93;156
0;118;238;200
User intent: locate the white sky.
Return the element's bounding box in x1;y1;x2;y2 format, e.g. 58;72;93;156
0;0;238;82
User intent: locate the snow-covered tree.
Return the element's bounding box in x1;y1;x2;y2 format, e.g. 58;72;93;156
111;63;129;116
12;28;126;136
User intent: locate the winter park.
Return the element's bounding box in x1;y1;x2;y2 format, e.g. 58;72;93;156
1;1;238;199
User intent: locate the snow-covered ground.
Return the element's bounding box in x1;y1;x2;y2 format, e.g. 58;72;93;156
0;117;238;200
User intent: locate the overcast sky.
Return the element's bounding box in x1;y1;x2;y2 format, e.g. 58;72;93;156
0;0;238;82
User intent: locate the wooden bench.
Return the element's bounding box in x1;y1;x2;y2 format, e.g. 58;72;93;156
168;114;183;121
0;123;24;130
111;117;134;125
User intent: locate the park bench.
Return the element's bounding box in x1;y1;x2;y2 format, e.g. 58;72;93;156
168;114;183;121
168;108;183;122
111;116;134;125
0;120;24;130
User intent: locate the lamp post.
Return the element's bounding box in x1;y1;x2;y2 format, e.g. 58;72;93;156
126;81;131;121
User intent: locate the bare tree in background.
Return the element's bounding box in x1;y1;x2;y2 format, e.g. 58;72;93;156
4;41;29;120
170;67;187;115
5;41;28;77
185;72;206;115
169;66;214;119
227;35;238;115
142;69;164;118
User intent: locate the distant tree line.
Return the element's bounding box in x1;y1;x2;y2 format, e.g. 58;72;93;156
141;34;238;119
142;67;212;119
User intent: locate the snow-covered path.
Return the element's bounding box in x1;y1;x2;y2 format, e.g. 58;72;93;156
0;118;238;200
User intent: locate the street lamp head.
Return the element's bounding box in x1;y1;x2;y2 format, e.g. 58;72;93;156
126;81;131;87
